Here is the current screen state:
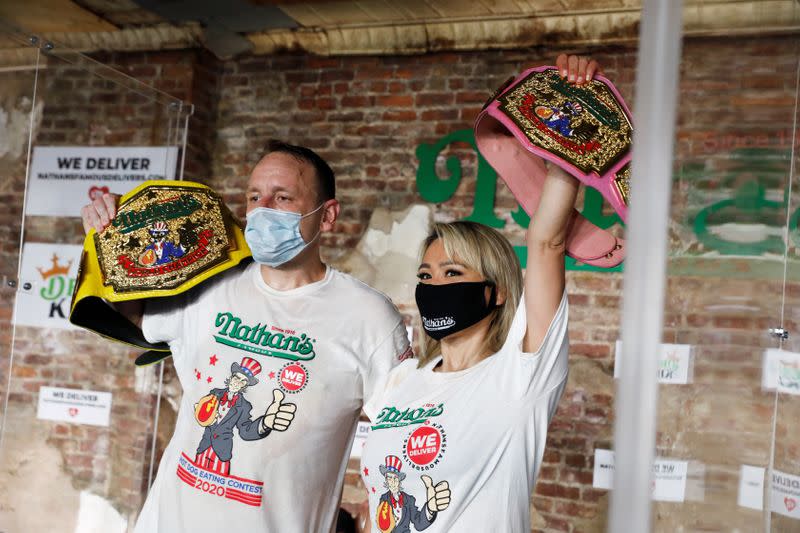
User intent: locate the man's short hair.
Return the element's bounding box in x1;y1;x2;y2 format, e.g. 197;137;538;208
263;139;335;202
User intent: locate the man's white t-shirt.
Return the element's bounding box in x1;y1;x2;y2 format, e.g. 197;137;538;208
361;291;568;533
135;261;410;533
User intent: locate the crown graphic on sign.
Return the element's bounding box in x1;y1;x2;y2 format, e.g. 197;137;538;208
37;254;72;280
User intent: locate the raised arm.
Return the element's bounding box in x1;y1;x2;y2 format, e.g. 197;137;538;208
522;54;598;352
522;163;578;352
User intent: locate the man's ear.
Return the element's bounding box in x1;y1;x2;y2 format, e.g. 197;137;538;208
321;199;340;232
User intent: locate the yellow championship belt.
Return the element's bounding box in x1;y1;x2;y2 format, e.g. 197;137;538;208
69;180;251;365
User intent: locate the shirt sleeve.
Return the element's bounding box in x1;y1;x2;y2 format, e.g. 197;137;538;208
499;289;569;397
141;291;191;346
362;320;411;420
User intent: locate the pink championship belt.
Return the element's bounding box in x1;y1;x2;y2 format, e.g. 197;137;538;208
475;66;632;267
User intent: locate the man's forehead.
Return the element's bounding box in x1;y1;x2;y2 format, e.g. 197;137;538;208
248;152;315;190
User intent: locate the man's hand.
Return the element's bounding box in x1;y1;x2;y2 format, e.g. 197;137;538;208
81;192;120;235
421;475;450;514
556;53;601;85
263;389;296;431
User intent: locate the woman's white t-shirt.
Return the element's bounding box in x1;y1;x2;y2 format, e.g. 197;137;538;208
361;291;569;533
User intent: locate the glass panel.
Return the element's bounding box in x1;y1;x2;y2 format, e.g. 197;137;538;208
650;11;800;533
0;21;190;530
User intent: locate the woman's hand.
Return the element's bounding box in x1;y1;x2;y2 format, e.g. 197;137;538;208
555;53;601;85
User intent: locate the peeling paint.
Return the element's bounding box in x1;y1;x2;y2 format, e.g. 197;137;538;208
0;406;81;532
0;95;42;161
334;204;431;304
74;491;127;533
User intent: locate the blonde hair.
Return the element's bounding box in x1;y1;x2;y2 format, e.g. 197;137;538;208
416;221;523;368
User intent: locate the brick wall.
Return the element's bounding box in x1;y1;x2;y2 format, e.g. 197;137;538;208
2;33;800;532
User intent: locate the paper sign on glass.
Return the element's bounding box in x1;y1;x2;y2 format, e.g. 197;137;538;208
349;421;371;459
738;465;765;510
26;146;178;217
614;341;694;384
37;386;112;427
592;449;688;502
13;243;83;330
771;469;800;520
762;348;800;393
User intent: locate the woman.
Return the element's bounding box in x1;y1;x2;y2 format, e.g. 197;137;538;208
360;55;598;532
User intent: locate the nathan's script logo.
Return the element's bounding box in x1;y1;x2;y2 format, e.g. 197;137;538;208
372;403;444;430
213;312;316;361
549;76;620;129
422;316;455;331
112;194;201;234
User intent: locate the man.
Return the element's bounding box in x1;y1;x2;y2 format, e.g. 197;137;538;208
81;140;411;532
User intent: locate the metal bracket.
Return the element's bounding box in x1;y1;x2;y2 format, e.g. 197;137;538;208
769;327;789;340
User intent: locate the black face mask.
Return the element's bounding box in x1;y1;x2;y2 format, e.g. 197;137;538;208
415;281;497;341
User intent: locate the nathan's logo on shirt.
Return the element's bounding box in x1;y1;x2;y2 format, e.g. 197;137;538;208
403;421;447;471
372;403;444;430
112;194;201;234
422;316;455;331
213;312;317;361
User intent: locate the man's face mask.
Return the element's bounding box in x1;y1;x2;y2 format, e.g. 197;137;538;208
415;280;497;340
244;204;324;267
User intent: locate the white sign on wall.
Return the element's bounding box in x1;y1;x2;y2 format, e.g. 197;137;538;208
37;386;112;427
26;146;178;217
738;465;765;511
614;342;694;384
771;469;800;520
592;449;688;502
762;349;800;394
349;420;371;459
13;243;83;330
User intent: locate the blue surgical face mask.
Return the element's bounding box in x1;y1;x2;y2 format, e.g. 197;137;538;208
244;204;324;267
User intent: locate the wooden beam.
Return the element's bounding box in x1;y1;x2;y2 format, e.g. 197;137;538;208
0;0;117;35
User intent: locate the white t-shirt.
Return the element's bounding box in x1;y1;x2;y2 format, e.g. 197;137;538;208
135;261;410;533
361;291;568;533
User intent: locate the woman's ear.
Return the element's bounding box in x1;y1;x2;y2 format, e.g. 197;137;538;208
488;284;507;307
495;286;507;306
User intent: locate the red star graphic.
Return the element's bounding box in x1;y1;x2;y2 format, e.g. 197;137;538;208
206;376;213;383
371;487;376;493
195;371;201;380
209;354;218;366
268;371;276;379
363;467;369;476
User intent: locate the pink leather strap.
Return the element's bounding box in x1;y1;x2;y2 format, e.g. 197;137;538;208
475;66;630;267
